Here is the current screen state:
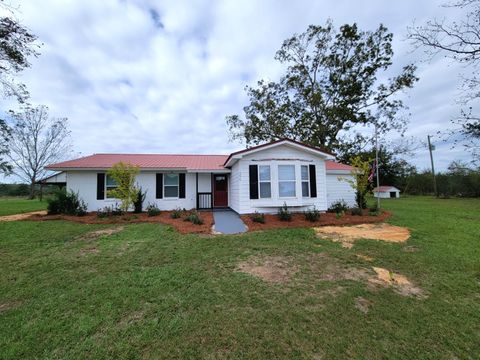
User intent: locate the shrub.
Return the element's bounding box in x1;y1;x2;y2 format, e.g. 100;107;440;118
327;200;349;214
97;206;112;218
336;211;344;219
304;207;320;222
111;204;124;216
47;189;87;216
133;188;146;213
368;203;380;216
351;207;363;216
146;203;160;217
184;211;204;225
277;202;292;221
170;207;183;219
250;211;265;223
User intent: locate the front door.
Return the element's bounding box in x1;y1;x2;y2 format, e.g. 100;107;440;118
213;174;228;207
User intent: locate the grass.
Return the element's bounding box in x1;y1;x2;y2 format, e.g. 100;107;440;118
0;196;479;359
0;197;48;216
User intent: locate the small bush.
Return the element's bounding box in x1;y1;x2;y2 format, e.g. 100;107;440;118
250;211;265;223
111;204;124;216
133;188;146;213
327;200;349;214
184;211;204;225
351;207;363;216
304;207;320;222
97;206;112;218
47;189;87;216
170;207;183;219
335;211;344;219
146;203;160;217
277;202;292;221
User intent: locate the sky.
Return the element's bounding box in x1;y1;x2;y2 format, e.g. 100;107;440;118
2;0;477;181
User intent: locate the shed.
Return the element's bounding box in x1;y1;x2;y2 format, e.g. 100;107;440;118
373;186;400;199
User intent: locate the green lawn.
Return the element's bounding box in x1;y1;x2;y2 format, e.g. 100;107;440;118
0;197;48;216
0;197;479;359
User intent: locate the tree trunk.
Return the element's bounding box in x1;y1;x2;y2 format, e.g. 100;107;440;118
29;181;35;199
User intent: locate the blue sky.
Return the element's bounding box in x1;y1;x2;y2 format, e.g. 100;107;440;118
3;0;477;176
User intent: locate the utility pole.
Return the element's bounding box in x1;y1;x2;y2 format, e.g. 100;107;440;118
375;122;380;209
427;135;438;197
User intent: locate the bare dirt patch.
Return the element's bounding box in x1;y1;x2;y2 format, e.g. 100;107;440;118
315;223;410;248
369;267;427;298
356;254;374;262
237;256;298;283
0;211;47;222
0;301;22;314
79;247;100;255
355;296;372;314
77;226;125;241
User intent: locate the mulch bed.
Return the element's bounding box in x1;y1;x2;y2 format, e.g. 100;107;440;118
241;211;391;232
24;211;214;234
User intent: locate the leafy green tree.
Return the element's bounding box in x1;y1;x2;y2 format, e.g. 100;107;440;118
340;156;372;209
107;162;140;212
227;21;418;155
0;3;40;102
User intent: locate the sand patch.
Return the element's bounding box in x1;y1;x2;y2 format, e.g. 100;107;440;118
355;297;372;314
77;226;124;241
237;256;298;283
369;267;427;298
315;223;410;248
0;211;47;222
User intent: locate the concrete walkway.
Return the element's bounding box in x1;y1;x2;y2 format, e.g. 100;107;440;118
213;210;247;234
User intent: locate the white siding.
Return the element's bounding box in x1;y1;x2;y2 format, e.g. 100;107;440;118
233;144;329;214
325;174;356;208
229;162;240;213
67;170;198;211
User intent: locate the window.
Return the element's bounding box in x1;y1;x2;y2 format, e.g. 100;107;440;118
258;165;271;198
164;173;179;198
105;175;117;198
301;165;310;197
278;165;296;197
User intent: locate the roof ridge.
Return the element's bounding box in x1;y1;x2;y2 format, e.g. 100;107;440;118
92;153;228;156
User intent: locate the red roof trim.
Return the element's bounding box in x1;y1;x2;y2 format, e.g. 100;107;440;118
223;138;335;166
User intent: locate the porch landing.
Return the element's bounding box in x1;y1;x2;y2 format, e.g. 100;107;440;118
212;210;247;234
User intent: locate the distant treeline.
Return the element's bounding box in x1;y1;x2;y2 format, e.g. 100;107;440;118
395;168;480;198
0;184;59;197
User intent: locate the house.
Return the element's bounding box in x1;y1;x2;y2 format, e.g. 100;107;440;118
373;185;401;199
46;138;356;214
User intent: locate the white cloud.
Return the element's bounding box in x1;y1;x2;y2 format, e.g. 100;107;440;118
2;0;476;180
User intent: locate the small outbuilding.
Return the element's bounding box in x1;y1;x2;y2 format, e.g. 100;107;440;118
373;186;401;199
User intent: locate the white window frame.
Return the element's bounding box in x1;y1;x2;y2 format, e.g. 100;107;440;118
301;165;310;198
164;173;179;199
278;164;296;198
105;174;118;199
258;165;271;198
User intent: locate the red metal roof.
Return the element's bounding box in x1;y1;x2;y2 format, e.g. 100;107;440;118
374;186;399;192
46;154;229;171
325;160;354;171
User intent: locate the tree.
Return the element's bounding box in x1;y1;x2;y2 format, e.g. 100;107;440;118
0;118;11;174
227;21;418;156
7;105;71;198
340;156;372;209
0;2;40;103
107;162;140;212
408;0;480;162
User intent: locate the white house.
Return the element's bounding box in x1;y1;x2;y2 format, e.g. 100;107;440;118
46;138;356;214
373;185;401;199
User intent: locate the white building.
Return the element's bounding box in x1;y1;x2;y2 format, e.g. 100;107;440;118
46;139;356;214
373;186;401;199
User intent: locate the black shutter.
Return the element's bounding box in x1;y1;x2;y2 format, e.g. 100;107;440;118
249;165;259;199
156;173;163;199
97;173;105;200
309;164;317;198
179;173;186;198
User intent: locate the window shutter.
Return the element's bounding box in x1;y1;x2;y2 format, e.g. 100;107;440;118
97;173;105;200
249;165;259;199
156;173;163;199
179;173;186;198
309;164;317;198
